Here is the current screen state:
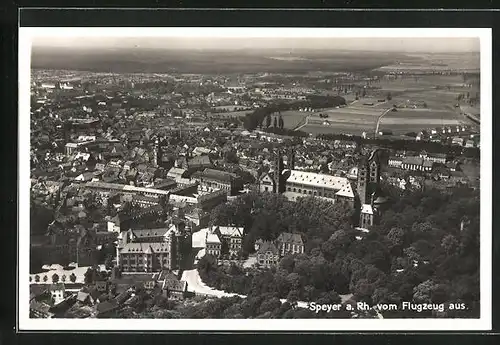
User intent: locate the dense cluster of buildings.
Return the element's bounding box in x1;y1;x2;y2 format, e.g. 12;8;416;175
29;69;480;318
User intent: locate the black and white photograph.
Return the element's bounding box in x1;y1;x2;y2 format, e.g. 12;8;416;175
18;27;492;331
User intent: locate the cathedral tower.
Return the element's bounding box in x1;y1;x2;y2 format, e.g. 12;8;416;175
287;148;295;170
357;149;381;206
274;149;287;193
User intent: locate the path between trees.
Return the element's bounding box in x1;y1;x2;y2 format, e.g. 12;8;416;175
180;268;360;314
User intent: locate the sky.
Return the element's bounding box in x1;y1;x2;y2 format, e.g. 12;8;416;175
32;36;480;53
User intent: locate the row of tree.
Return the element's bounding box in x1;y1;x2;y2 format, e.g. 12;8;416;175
243;95;346;131
31;272;77;284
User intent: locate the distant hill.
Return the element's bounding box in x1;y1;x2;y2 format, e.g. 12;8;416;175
31;47;414;74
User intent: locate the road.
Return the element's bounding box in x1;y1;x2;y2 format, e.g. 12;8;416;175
293;114;310;131
181;268;310;307
181;269;245;298
374;108;393;137
180;269;369;315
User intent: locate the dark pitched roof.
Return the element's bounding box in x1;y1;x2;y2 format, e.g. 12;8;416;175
188;155;213;168
88;287;102;301
96;299;118;314
30;285;49;300
197;168;239;182
402;156;424;166
30;300;53;316
130;228;170;239
76;291;91;303
163;279;187;292
115;290;132;305
276;232;304;246
49;283;65;292
257;241;279;255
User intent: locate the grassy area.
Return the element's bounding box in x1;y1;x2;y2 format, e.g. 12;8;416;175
300;123;373;136
209;110;250;118
280;110;310;129
378;108;465;134
460;162;480;186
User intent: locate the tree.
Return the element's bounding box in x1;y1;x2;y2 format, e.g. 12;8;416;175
441;234;459;256
224;150;239;164
35;275;40;283
279;255;295;273
84;268;94;284
286;289;300;304
413;279;437;303
105;255;115;270
386;227;405;247
198;254;217;273
278;115;284;130
372;287;391;305
273;116;278;128
69;273;77;283
52;273;60;284
61;274;66;283
265;114;272;128
258;297;282;315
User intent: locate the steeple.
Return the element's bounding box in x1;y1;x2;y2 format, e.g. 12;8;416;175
273;149;285;193
152;137;160;167
287;148;295;170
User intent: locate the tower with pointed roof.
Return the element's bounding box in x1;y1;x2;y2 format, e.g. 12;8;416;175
152;137;159;167
273;149;286;193
357;149;381;205
357;149;383;230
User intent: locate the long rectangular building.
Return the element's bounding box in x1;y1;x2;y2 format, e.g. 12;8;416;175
84;181;170;197
284;170;355;202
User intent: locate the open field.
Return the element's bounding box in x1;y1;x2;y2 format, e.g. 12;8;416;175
460;162;480;187
300;122;374;136
213;105;252;112
375;52;480;72
209;110;251;118
377;108;465;134
280;110;310;129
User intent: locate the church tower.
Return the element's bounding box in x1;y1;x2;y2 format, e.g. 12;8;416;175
273;149;285;193
287;148;295;170
152;137;162;168
357;149;381;205
357;158;368;205
357;149;382;230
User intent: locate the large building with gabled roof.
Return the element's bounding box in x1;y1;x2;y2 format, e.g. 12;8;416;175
258;148;355;205
116;221;192;273
284;170;355;203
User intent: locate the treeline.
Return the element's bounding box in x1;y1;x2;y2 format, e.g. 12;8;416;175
317;133;480;159
262;127;309;138
128;294;350;319
30;201;55;236
205;187;480;318
243;95;346;131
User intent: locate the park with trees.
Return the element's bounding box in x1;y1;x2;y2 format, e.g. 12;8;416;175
200;184;480;318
